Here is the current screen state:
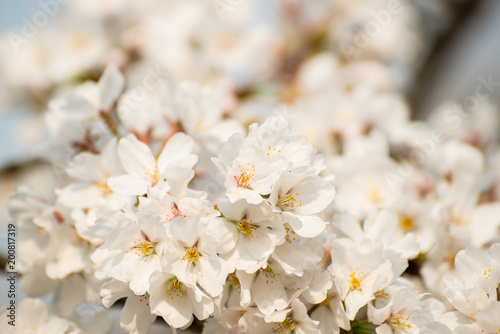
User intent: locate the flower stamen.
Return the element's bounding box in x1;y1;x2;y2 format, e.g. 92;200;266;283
130;232;156;256
183;246;201;265
235;163;255;188
167;277;186;300
278;192;301;210
349;269;365;290
236;219;258;237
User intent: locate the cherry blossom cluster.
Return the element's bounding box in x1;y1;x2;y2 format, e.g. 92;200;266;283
4;63;500;334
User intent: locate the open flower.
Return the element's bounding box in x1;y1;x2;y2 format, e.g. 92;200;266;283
329;238;407;320
100;279;156;334
209;199;285;273
249;298;320;334
212;132;282;204
91;211;167;294
108;132;197;195
57;137;129;210
166;215;227;297
149;271;214;329
268;168;335;238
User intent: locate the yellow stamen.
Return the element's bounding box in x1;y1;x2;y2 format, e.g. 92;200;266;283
451;215;470;226
349;269;365;290
235;163;255;188
183;246;201;265
399;215;415;231
368;187;383;203
390;314;413;330
261;266;277;284
143;164;159;185
483;268;492;280
320;293;333;306
284;226;296;244
130;238;156;257
167;277;186;300
272;317;296;334
236;219;258;237
278;192;301;210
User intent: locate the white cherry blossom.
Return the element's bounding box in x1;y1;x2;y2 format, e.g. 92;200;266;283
108;132;197;195
211;199;285;273
100;279;156;334
166;215;227;297
149;271;214;329
268;168;335;238
91;211;167;294
329;238;407;320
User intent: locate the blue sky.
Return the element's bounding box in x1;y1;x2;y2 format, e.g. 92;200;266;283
0;1;41;30
0;1;42;168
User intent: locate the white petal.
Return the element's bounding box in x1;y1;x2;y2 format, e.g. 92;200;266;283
236;270;254;308
157;298;193;329
18;298;48;328
375;324;393;334
157;132;197;172
471;203;500;247
57;183;102;208
98;65;125;110
284;212;327;238
344;290;372;320
120;294;156;334
189;288;214;321
108;175;149;196
197;257;224;297
100;280;132;308
252;271;288;314
208;218;237;254
118;134;157;178
301;271;333;304
128;256;161;295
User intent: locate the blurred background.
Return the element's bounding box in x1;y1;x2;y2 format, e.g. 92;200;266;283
4;0;500;172
1;0;500;332
0;1;40;168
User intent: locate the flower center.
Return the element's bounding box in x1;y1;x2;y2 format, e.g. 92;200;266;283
70;33;89;52
167;277;186;300
349;269;365;290
320;293;333;306
195;121;207;132
398;215;414;231
227;273;241;293
236;219;258;237
143;163;159;185
272;317;297;334
374;289;389;300
96;181;113;195
368;187;383;203
164;203;183;222
235;163;255;188
131;238;156;257
278;192;301;210
451;215;470;226
261;266;277;284
183;246;201;265
390;314;413;331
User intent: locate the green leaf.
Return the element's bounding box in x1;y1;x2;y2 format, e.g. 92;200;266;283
350;321;377;334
